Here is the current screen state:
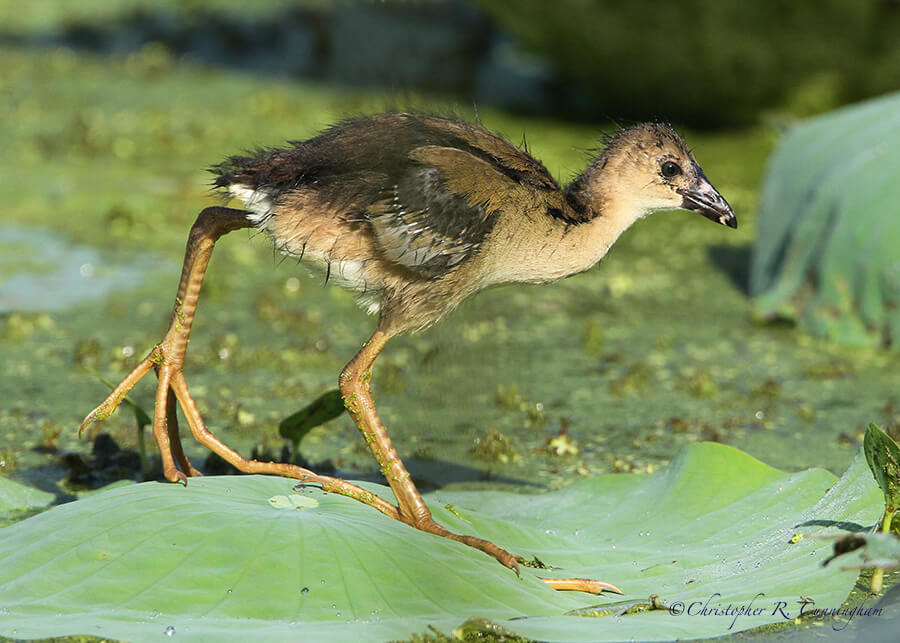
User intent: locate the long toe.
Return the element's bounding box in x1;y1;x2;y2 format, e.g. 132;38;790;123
412;517;521;574
538;577;624;595
80;358;155;437
462;535;521;574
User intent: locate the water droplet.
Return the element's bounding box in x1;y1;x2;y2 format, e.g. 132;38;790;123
755;410;764;420
226;589;232;594
544;529;556;535
165;625;176;637
320;578;326;584
336;611;342;617
331;603;336;609
150;610;159;619
301;587;309;595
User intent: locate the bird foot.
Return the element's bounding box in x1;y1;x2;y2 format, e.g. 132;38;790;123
405;517;621;594
80;343;201;483
82;346;404;520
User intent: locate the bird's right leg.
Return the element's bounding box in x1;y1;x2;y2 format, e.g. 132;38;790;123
338;328;524;572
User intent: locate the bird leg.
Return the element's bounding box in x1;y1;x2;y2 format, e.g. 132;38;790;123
81;206;256;481
338;329;523;573
80;206;398;518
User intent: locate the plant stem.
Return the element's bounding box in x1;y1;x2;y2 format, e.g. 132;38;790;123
869;509;895;594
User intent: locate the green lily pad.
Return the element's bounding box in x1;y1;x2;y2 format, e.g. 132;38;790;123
0;477;54;513
268;494;320;510
750;91;900;348
0;443;882;641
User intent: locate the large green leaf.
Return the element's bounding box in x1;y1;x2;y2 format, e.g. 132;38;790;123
0;476;54;514
0;443;882;641
750;91;900;348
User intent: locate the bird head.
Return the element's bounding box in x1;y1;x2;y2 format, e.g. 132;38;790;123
578;123;736;229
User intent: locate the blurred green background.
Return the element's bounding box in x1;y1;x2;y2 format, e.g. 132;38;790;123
0;0;897;501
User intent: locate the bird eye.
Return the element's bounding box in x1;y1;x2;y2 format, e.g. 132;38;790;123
661;161;682;178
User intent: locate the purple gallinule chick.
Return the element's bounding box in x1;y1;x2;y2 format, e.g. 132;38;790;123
82;113;735;591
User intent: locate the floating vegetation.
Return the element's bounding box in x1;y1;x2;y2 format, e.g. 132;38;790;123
680;368;719;399
542;428;580;457
470;428;520;464
608;362;650;396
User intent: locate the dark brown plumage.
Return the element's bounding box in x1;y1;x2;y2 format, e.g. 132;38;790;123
82;112;735;593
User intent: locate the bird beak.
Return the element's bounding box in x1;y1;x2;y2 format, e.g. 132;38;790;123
677;167;737;229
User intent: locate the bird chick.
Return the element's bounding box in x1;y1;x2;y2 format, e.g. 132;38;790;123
82;113;735;590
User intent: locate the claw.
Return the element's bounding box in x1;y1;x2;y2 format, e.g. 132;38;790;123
161;461;189;485
538;577;624;595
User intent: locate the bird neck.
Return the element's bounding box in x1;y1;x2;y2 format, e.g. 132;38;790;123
564;166;605;222
564;160;651;250
481;161;654;287
536;161;657;282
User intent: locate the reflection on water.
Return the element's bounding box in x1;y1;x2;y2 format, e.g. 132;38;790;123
0;225;156;312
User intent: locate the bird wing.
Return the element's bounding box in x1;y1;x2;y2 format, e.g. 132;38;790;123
420;116;559;192
366;145;537;278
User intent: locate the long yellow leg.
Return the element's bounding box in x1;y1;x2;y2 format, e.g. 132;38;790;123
339;328;522;572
